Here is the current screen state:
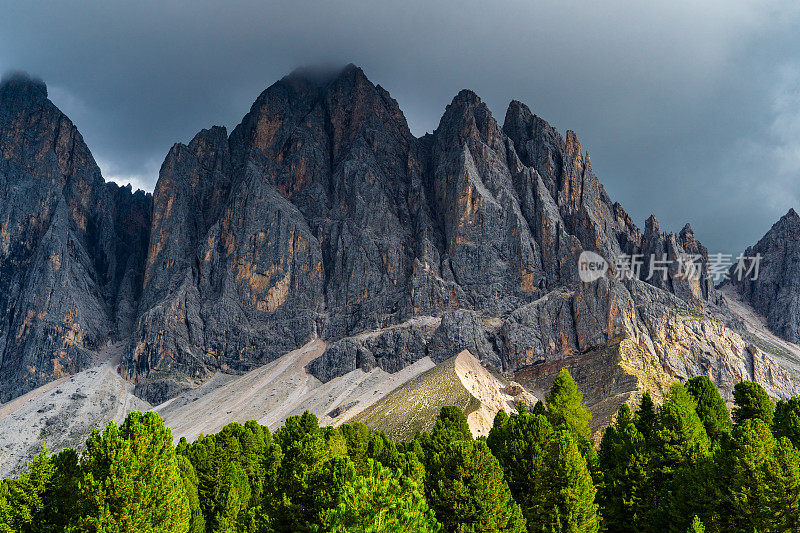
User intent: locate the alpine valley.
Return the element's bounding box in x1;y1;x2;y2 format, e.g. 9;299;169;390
1;65;799;476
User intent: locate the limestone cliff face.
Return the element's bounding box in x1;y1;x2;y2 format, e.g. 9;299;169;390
128;66;445;399
508;278;797;429
1;66;796;414
726;209;800;344
430;90;571;312
0;73;151;401
129;70;588;397
503;100;639;263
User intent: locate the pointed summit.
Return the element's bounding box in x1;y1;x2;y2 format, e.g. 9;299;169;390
644;214;661;236
436;88;500;148
450;88;483;107
765;208;800;237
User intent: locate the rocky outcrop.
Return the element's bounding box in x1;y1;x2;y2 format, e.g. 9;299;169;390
640;217;713;305
513;278;799;431
725;209;800;343
306;317;440;382
430;90;549;311
354;349;539;439
0;73;151;401
128;125;325;398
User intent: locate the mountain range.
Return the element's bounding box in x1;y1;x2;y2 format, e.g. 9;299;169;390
1;65;800;474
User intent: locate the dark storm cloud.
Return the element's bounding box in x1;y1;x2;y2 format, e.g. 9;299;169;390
1;0;799;255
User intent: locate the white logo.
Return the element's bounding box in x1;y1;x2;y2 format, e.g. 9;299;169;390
578;251;608;282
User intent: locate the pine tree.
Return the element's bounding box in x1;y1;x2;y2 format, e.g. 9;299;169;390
322;459;441;532
365;431;424;485
655;383;709;465
643;383;709;532
732;380;774;427
176;455;205;533
210;462;251;533
73;411;191;532
546;369;592;441
537;429;600;533
545;369;601;483
180;420;280;529
597;403;648;533
274;411;321;450
419;405;474;463
488;409;597;532
493;409;509;428
686;375;732;441
340;422;371;474
531;400;548;417
425;439;526;533
774;396;800;447
719;419;786;532
433;405;473;441
269;430;351;533
667;451;719;533
487;411;553;524
41;448;82;532
0;449;55;532
774;436;800;532
634;392;658;443
0;482;11;533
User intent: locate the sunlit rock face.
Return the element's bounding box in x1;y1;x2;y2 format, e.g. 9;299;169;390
2;66;796;412
0;73;151;401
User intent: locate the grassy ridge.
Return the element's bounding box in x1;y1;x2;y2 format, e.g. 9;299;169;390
355;356;482;439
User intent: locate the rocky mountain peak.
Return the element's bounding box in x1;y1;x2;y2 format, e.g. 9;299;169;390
728;208;800;343
679;223;700;249
0;71;48;108
644;214;661;236
0;75;152;401
565;130;582;160
504;99;531;121
750;209;800;251
188;125;228;149
640;213;713;303
450;88;483;107
186;126;230;174
775;208;800;236
436;88;502;150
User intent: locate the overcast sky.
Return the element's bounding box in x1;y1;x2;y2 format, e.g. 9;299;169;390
1;0;799;255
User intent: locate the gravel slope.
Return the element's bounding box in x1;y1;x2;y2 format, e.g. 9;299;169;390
0;343;151;478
